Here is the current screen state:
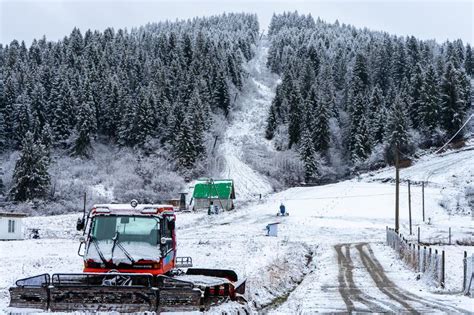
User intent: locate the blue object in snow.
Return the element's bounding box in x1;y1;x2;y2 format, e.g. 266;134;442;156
279;204;286;215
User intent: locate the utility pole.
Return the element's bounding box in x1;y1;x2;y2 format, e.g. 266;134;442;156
395;146;400;233
408;180;412;235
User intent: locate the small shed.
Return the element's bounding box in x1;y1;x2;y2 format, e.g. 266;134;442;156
193;179;235;211
266;222;280;237
0;212;27;240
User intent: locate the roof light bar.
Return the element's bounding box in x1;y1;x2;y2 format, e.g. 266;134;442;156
93;207;111;213
141;207;158;214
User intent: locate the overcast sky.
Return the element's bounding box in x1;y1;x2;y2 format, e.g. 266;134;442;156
1;0;472;46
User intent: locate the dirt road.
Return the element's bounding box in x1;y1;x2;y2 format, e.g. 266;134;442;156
335;243;467;313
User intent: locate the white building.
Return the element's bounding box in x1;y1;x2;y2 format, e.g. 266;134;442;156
0;212;27;240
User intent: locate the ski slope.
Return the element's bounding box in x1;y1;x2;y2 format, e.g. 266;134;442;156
220;37;278;200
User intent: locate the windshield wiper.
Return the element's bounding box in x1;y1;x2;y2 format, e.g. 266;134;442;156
111;231;135;264
91;236;108;265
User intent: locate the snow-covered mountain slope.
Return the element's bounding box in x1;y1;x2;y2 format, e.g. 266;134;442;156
220;37;279;200
367;140;474;187
364;140;474;216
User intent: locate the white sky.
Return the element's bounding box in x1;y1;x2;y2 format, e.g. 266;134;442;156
0;0;472;46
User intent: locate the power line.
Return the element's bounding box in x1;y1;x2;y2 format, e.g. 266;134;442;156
434;114;474;154
280;192;395;201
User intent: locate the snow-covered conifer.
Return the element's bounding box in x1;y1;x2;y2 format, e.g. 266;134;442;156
9;132;51;201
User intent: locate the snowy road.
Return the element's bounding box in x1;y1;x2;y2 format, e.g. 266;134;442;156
220;37;278;200
333;243;466;313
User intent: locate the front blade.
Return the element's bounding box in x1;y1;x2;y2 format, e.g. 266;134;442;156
9;287;49;310
9;274;50;310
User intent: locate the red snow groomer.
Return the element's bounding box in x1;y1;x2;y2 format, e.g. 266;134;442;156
9;201;246;312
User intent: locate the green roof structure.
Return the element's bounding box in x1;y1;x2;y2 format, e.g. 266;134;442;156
192;179;235;200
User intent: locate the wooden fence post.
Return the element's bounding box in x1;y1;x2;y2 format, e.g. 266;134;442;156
441;250;445;289
417;226;421;243
408;180;412;235
429;247;432;267
417;245;420;272
422;246;426;272
463;251;467;291
448;227;451;245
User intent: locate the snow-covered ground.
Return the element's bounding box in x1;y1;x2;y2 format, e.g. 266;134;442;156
1;177;472;313
219;37;278;200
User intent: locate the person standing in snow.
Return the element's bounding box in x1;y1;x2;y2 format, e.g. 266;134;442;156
208;201;213;215
279;203;286;216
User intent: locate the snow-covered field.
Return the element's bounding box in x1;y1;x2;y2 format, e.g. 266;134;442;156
1;177;472;313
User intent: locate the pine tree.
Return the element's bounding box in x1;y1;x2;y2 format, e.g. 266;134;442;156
440;62;466;139
465;44;473;76
0;112;5;153
352;53;369;92
299;127;319;183
312;87;331;153
373;105;388;145
135;92;156;146
349;88;371;162
51;80;75;145
175;113;197;170
29;84;47;129
189;88;206;157
386;93;410;150
351;114;371;163
392;40;408;85
0;167;4;196
419;65;440;133
287;82;302;148
70;96;95;158
368;85;385;144
9;132;51;201
265;106;277;140
13;93;32;148
40;123;53;152
118;97;138;147
408;64;424;128
300;62;316;99
213;71;231;116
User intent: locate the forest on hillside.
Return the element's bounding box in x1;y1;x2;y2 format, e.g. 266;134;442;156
0;13;258;210
0;11;472;213
265;12;472;183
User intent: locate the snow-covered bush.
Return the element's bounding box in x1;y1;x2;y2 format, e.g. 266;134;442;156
1;143;186;215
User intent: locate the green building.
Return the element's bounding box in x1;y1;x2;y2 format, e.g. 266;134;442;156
192;179;235;211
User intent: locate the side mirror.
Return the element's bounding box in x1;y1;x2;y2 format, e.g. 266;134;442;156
77;238;86;257
76;218;85;231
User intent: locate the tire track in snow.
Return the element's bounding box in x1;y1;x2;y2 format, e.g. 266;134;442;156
357;243;468;314
335;243;396;313
220;38;277;200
